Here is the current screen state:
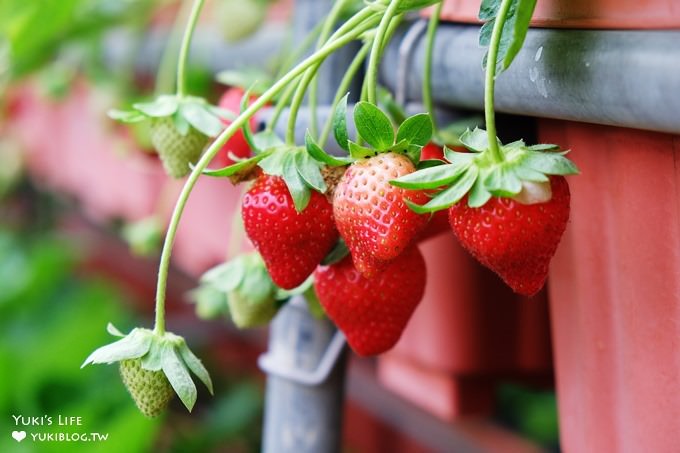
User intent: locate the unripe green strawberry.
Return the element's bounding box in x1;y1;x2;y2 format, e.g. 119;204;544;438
119;359;174;417
150;117;208;178
227;291;278;328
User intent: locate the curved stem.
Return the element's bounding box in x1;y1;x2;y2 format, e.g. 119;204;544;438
484;0;513;163
155;0;193;95
153;8;377;335
285;7;377;144
319;40;371;147
308;0;350;138
175;0;205;98
366;0;403;104
423;2;443;131
265;77;300;133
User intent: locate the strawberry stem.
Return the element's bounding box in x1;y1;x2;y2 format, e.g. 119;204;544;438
366;0;404;104
153;6;379;336
155;0;193;95
175;0;205;99
423;1;443;132
484;0;513;163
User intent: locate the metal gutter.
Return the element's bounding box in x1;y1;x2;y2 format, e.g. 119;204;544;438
381;22;680;135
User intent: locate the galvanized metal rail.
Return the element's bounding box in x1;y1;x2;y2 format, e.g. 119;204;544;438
381;21;680;135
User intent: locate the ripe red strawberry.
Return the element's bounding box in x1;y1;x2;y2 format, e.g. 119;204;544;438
333;153;429;277
314;245;426;356
449;176;570;296
242;174;338;289
216;88;259;166
119;359;174;417
420;142;445;161
150;117;208;178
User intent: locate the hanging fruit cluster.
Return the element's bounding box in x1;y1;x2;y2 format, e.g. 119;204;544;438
84;0;578;417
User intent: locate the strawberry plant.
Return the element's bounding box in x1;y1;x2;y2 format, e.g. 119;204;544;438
84;0;580;417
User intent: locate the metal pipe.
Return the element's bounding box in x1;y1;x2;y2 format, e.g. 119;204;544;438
381;23;680;135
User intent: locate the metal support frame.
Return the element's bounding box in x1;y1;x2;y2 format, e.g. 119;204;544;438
381;23;680;135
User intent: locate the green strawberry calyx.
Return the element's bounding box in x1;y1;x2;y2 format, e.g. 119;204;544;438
391;127;579;213
82;323;213;413
109;94;232;139
194;252;280;328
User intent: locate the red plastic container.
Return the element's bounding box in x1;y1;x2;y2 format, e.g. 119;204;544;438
378;233;553;420
540;119;680;452
436;0;680;29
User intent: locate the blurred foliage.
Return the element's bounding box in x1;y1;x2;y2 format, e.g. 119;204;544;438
495;382;560;451
0;181;265;451
0;0;156;80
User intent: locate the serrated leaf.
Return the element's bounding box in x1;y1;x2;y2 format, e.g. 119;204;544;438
443;147;477;165
397;113;433;147
81;329;152;367
348;141;376;159
321;239;349;265
107;323;125;337
483;166;522;196
523;151;579;175
295;151;326;193
282;153;311;212
468;174;493;207
459;127;494;152
391;163;468;189
479;0;500;20
434;116;485;147
108;109;146;123
409;167;479;213
177;343;214;395
161;345;197;412
353;101;394;151
333;93;350;152
140;339;163;371
202;150;272;177
133;95;179;117
180;102;223;137
305;131;352;166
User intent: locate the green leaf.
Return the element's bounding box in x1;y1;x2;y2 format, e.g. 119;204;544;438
201;260;244;292
391;163;468;189
377;86;406;125
140;339;163;371
443;147;478;166
282;154;311;212
479;0;538;72
391;139;411;153
295;151;327;193
108;109;146;123
253;130;284;151
395;0;442;13
161;345;197;412
321;239;349;266
397;113;434;147
434;116;485;147
173;111;190;135
333;93;350;152
418;159;446;169
188;285;228;320
459;127;494;152
483;166;522;196
528;143;560;151
133;95;179;117
202;150;271;177
468;173;493;207
305;131;353;166
216;69;271;95
348;141;376;159
180;102;223;137
523;151;579;175
406;144;422;165
353;101;394;150
81;329;152;367
107;323;125;337
177;342;214;395
408;167;479;213
511;165;549;182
